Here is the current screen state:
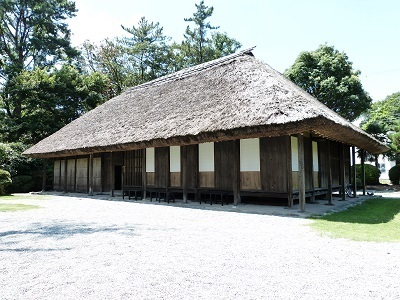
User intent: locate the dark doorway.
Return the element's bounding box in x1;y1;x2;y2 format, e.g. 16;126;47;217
114;165;122;190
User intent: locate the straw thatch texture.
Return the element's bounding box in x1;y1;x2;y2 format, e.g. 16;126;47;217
24;48;388;158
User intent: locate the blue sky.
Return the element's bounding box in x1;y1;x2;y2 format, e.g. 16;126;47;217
67;0;400;102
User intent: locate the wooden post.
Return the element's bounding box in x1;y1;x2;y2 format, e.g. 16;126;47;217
111;152;115;197
297;134;306;212
59;160;62;191
142;149;147;200
74;157;77;192
352;146;357;197
339;144;346;200
326;140;334;205
361;150;366;196
181;146;188;203
286;136;293;208
233;140;241;205
63;157;68;193
42;159;46;192
88;153;93;196
309;133;315;203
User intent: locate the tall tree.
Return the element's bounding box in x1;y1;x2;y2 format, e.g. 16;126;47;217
0;0;78;140
122;17;171;84
180;0;241;68
183;0;219;65
285;44;372;121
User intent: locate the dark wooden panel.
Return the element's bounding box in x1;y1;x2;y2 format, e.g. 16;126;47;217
124;150;143;186
330;141;340;186
155;147;169;188
260;137;289;192
215;141;235;189
304;137;312;190
318;141;329;188
182;145;199;188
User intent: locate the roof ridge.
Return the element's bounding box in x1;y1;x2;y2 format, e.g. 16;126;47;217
128;46;256;92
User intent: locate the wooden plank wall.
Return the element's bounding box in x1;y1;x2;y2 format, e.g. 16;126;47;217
330;142;340;186
304;137;312;190
93;157;102;192
155;147;169;188
54;160;61;190
260;137;289;192
102;153;112;192
215;141;235;189
318;141;329;189
76;158;88;192
182;145;198;189
60;159;66;190
124;150;143;186
67;159;75;191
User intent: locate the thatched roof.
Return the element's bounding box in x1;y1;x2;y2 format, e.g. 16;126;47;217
24;48;388;158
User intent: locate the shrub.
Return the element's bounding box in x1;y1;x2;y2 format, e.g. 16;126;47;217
9;176;34;193
0;169;12;195
354;164;381;185
389;165;400;185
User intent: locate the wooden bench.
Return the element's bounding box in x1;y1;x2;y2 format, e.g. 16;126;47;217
146;187;176;203
198;189;231;206
122;185;143;200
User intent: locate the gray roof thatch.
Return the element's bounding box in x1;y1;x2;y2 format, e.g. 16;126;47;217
24;48;388;158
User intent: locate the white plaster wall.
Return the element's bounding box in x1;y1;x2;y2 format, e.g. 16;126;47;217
199;142;214;172
146;148;155;172
170;146;181;172
312;141;319;171
240;138;260;171
291;136;299;171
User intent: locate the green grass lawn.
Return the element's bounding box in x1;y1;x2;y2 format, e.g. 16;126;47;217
0;194;49;211
0;203;40;212
310;198;400;242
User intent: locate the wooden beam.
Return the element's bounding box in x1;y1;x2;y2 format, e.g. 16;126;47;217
233;140;241;205
286;136;293;208
327;140;333;205
88;153;93;195
361;150;366;196
111;152;115;197
142;149;147;200
339;143;346;200
309;133;315;203
63;157;67;193
352;146;357;197
297;134;306;212
181;146;188;203
42;159;46;192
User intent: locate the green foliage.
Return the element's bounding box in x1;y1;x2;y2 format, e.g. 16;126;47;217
180;1;241;67
0;169;12;195
361;92;400;162
1;65;109;144
285;44;372;121
388;165;400;185
0;142;43;192
354;164;381;185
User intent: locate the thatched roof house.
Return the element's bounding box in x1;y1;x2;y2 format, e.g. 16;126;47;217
24;48;388;209
24;48;386;157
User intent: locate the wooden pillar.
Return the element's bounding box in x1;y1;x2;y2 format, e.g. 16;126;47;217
309;133;315;203
111;152;115;197
88;153;93;196
361;150;366;196
297;134;306;212
233;140;241;205
63;157;68;193
326;140;334;205
142;149;147;200
286;136;293;208
42;159;46;192
59;160;62;191
181;146;188;203
352;146;357;197
74;157;77;192
339;144;346;200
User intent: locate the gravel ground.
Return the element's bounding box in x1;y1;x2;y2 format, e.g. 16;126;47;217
1;194;399;300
